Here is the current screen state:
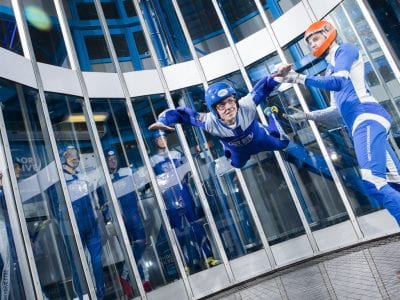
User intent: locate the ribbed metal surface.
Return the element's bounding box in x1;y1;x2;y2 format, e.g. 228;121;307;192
206;234;400;299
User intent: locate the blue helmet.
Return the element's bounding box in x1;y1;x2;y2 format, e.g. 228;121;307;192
152;130;167;140
104;147;117;158
205;82;236;116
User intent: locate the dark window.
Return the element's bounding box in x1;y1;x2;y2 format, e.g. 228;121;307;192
85;36;109;60
111;35;130;57
77;3;98;20
101;2;120;19
133;31;148;54
0;19;22;54
124;0;137;17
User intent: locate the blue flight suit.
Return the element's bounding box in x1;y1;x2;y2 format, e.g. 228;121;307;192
108;168;146;279
150;150;213;267
303;43;400;224
63;170;105;298
157;76;290;168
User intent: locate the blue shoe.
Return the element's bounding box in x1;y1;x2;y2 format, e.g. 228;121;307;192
264;106;279;116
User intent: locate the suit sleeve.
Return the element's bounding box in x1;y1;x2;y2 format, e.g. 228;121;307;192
158;107;206;129
305;44;359;91
251;75;280;105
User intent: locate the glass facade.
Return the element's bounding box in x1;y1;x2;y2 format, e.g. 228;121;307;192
0;0;399;299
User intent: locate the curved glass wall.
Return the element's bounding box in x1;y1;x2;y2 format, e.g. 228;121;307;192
91;98;183;292
21;0;70;67
0;0;22;55
44;92;142;299
0;79;89;299
0;0;399;298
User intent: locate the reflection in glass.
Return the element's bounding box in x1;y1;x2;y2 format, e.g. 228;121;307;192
20;0;70;67
177;0;229;56
171;86;263;259
0;0;22;54
133;95;223;275
1;79;88;299
62;0;116;72
217;0;265;42
45;93;140;298
91;98;181;291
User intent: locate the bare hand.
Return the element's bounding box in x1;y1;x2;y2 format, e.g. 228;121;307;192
272;64;292;78
148;122;175;131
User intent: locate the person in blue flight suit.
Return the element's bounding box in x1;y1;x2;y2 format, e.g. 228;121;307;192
61;145;105;299
0;171;11;300
277;20;400;226
148;65;292;169
101;148;151;295
150;130;219;272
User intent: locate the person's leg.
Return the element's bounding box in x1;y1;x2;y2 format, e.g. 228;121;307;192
86;225;105;299
354;121;400;224
182;189;215;265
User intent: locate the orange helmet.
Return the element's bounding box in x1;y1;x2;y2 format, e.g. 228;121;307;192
304;20;337;57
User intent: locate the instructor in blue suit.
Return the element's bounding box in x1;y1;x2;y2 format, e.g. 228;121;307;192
278;20;400;225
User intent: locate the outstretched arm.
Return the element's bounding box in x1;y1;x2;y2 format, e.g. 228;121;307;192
251;64;292;105
149;107;206;131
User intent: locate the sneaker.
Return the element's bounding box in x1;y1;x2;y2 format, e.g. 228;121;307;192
119;276;133;298
142;280;152;292
264;106;279;116
207;257;220;267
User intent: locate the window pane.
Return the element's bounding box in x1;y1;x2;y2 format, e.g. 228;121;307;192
217;0;265;42
177;0;229;56
21;1;70;67
62;0;116;72
0;0;22;54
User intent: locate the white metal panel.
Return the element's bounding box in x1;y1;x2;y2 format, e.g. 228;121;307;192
236;28;276;66
358;210;399;238
123;69;164;97
200;47;239;81
0;48;36;88
38;63;83;96
271;3;312;47
146;280;188;300
230;249;271;282
271;234;313;265
308;0;343;20
313;220;358;251
189;264;230;299
162;60;202;91
83;71;124;98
